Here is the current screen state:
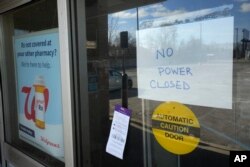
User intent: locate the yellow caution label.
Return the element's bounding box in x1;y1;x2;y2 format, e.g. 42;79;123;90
152;102;200;155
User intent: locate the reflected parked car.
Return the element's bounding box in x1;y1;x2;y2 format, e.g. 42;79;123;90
109;69;133;91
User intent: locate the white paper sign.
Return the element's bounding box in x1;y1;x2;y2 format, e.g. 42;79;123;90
136;17;233;109
106;105;131;159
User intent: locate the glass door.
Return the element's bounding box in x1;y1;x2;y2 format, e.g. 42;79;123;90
82;0;250;167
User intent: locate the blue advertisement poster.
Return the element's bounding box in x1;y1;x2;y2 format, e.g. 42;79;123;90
14;29;64;159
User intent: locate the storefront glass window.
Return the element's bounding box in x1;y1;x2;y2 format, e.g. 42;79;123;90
1;0;64;166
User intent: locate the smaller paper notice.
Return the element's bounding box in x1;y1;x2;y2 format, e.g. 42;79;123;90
106;104;131;159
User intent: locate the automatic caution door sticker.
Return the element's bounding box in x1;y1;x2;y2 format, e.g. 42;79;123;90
152;102;200;155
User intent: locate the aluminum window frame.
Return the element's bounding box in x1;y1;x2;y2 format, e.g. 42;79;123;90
0;0;31;14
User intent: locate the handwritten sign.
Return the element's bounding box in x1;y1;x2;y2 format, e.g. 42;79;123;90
136;17;233;109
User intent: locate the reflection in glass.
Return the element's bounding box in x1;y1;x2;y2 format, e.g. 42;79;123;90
86;0;250;166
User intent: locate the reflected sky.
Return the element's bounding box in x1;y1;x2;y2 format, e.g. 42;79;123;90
108;0;250;44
